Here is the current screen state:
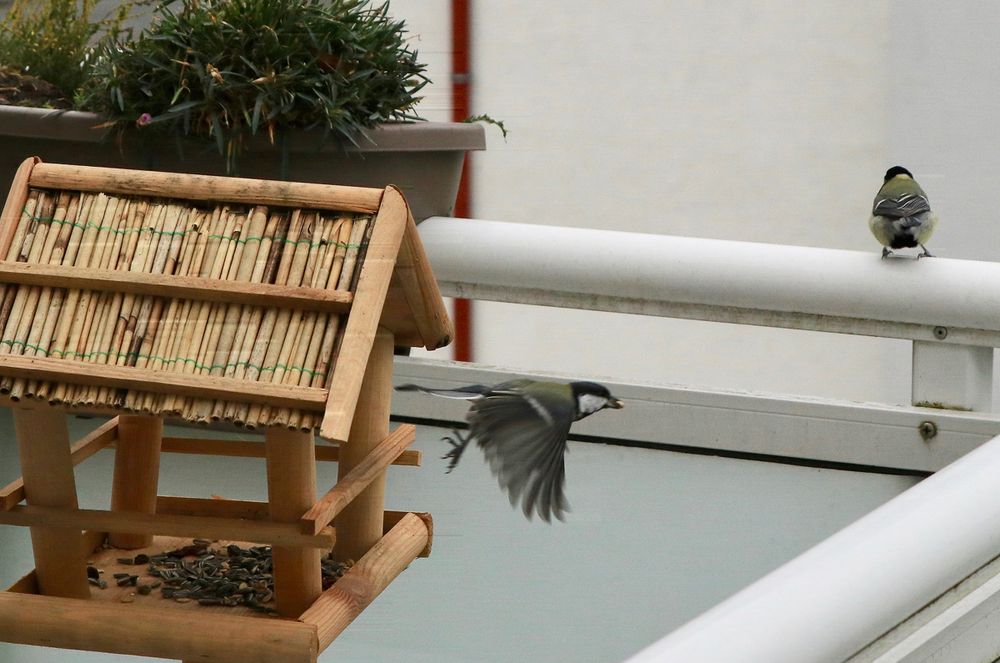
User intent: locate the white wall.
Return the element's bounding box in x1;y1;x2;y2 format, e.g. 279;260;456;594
465;2;898;403
886;3;1000;264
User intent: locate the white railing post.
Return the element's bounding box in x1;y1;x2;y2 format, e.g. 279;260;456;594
912;340;994;412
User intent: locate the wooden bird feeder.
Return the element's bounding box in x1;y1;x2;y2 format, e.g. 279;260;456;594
0;157;451;662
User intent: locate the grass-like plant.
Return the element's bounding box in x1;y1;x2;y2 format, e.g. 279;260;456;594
79;0;428;172
0;0;134;101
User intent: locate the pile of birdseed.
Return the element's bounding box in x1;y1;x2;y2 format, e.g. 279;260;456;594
87;540;352;613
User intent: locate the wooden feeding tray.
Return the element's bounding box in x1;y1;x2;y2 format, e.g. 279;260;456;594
0;158;451;662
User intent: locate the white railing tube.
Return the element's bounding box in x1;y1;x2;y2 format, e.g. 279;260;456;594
621;433;1000;663
419;217;1000;347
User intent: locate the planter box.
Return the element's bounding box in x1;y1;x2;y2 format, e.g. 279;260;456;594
0;105;485;221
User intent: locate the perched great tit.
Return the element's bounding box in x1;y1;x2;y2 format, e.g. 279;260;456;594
396;379;624;522
870;165;938;259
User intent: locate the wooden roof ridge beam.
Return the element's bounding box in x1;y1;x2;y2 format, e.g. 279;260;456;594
29;162;383;213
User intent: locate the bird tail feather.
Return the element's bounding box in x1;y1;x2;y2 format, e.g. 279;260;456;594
395;383;490;400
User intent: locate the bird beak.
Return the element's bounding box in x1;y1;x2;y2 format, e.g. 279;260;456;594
607;397;624;409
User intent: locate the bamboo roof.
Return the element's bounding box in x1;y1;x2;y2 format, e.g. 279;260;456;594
0;158;451;442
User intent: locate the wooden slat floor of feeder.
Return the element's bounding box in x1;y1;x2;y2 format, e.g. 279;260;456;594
2;514;432;661
8;514;433;616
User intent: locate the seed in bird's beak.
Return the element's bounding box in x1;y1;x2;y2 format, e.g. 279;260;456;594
608;398;624;409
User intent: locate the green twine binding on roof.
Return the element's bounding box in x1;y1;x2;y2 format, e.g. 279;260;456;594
0;338;323;378
8;205;362;380
22;212;363;250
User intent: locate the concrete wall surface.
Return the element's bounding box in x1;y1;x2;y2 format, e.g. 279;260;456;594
343;2;999;413
461;2;1000;408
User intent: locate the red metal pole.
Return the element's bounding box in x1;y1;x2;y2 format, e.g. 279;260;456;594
451;0;473;362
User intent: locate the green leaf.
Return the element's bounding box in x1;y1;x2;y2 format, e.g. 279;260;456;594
250;94;263;133
165;99;202;114
73;0;431;170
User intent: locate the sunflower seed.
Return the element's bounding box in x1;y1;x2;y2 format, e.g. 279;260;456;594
141;539;351;611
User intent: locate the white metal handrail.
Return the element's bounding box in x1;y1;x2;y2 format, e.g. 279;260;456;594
621;432;1000;663
419;217;997;412
419;217;1000;347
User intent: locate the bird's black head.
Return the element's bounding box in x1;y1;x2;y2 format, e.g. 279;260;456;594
570;381;624;419
884;166;914;182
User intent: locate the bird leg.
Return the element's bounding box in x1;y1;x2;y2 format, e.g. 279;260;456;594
918;244;933;258
441;429;472;473
881;247;893;259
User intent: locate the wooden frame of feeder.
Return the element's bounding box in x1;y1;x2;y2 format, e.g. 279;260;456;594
0;158;452;663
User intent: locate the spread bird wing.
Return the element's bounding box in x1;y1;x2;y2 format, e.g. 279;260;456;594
872;191;930;218
468;389;573;522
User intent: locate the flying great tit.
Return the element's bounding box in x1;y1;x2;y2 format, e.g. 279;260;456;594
869;165;938;258
396;379;624;522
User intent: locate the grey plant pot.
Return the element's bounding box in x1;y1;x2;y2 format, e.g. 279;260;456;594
0;105;485;221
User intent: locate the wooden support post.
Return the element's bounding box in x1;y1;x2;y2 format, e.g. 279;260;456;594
109;415;163;549
265;427;322;618
2;416;119;511
334;327;393;562
13;407;89;599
